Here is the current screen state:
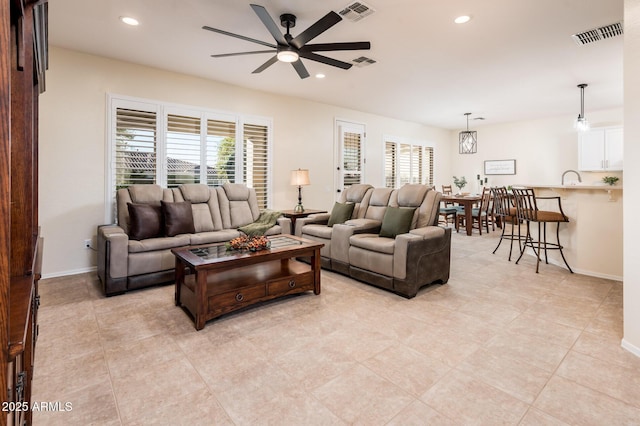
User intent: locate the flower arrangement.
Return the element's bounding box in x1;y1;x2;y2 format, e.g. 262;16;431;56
602;176;619;186
226;235;271;252
453;176;467;191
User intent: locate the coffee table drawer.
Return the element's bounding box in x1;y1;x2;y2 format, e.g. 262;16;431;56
267;272;313;297
209;285;266;312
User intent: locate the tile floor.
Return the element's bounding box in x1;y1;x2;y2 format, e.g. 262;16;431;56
32;230;640;425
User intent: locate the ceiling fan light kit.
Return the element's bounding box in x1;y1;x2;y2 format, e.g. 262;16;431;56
204;4;371;79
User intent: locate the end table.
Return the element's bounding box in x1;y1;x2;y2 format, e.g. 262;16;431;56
280;209;327;234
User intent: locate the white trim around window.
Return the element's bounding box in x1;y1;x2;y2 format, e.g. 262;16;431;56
105;93;273;223
382;134;435;189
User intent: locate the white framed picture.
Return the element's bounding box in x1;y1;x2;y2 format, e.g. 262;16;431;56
484;159;516;175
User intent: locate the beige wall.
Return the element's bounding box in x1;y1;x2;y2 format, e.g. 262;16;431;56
38;47;451;277
448;110;623;191
623;0;640;356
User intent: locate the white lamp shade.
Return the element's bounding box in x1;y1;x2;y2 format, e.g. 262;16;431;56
290;169;310;186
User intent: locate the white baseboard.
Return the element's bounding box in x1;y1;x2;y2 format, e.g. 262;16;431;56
522;250;622;282
42;266;96;280
621;339;640;358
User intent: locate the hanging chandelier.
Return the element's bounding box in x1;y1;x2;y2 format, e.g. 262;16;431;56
459;112;477;154
574;83;590;132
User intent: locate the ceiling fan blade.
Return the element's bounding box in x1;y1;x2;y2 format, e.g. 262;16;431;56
292;60;310;79
299;51;352;70
252;55;279;74
250;4;288;45
203;26;276;49
301;41;371;52
290;11;342;49
211;50;275;58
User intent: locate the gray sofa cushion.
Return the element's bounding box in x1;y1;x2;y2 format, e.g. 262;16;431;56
349;234;396;254
128;235;191;253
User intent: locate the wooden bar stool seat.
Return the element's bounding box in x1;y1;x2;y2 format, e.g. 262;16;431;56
512;187;573;273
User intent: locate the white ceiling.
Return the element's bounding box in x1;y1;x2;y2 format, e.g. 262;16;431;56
48;0;624;129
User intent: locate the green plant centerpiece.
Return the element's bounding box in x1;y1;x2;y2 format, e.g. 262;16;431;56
453;176;467;193
602;176;619;186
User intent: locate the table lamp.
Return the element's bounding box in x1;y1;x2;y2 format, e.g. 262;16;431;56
290;169;310;213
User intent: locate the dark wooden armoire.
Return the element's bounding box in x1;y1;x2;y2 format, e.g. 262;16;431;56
1;1;47;425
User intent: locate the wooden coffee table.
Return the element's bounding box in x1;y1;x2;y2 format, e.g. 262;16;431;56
172;235;324;330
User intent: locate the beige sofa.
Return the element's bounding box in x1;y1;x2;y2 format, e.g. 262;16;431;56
297;184;451;298
97;183;290;296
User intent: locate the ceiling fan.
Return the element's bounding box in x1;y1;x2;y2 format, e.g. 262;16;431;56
203;4;371;79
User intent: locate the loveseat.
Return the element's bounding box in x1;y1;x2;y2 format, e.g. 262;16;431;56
97;183;291;296
297;183;451;298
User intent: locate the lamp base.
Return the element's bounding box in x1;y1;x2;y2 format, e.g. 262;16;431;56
293;203;304;213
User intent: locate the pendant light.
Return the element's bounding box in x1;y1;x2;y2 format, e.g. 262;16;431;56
459;112;477;154
574;83;590;132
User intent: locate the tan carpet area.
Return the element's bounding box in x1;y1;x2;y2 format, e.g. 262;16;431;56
32;231;640;425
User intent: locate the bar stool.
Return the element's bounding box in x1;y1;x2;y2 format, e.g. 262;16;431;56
512;187;573;273
491;186;523;261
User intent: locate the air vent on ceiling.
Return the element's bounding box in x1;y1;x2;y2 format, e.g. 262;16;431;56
571;22;623;45
352;56;376;67
339;2;376;22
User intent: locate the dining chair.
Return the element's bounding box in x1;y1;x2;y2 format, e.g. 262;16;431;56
438;184;457;226
455;187;491;234
491;186;523;260
512;187;573;273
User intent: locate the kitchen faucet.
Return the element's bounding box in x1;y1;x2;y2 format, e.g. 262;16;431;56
562;169;582;185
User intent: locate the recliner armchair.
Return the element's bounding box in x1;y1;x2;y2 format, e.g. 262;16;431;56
348;184;451;298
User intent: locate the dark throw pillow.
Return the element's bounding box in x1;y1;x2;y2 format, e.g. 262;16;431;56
379;206;417;238
127;203;163;240
327;202;355;227
161;200;195;237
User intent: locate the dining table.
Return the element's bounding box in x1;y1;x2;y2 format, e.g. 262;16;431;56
441;194;482;236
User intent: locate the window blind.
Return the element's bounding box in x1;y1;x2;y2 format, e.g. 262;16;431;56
206;119;236;186
385;141;396;188
384;140;435;188
243;123;269;209
166;114;201;187
398;143;411;186
343;131;362;187
114;108;157;189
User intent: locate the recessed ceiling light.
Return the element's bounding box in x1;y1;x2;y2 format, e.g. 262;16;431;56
120;16;139;26
454;15;471;24
315;73;326;79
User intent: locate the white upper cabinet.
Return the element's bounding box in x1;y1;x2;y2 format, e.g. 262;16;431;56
578;126;623;171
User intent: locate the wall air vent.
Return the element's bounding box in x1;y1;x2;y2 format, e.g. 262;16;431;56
571;22;623;45
339;2;376;22
352;56;376;67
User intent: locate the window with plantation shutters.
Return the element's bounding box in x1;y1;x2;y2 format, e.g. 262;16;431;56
384;138;435;188
166;114;201;187
108;95;273;221
343;131;362;187
207;119;236;186
114;107;157;189
243;123;269;209
384;141;396;188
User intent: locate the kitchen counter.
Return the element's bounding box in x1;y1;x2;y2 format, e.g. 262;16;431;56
516;184;622;280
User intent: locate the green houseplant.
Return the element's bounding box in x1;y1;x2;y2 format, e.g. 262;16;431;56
602;176;619;186
453;176;467;193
